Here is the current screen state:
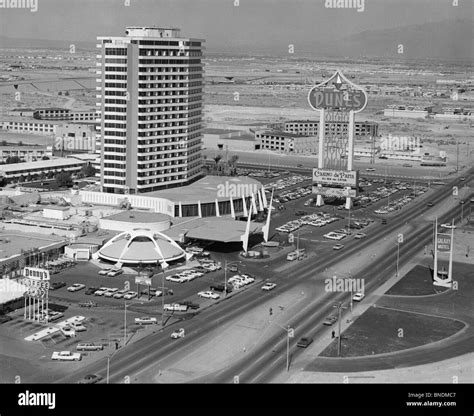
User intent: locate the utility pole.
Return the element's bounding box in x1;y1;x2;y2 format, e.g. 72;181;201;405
333;302;347;357
456;138;459;172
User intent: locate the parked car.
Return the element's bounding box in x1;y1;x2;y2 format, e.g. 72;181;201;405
51;351;81;361
67;283;85;292
69;321;86;332
113;289;129;299
171;328;185;339
85;287;100;295
261;283;277;291
78;301;97;308
181;301;200;310
134;317;158;325
76;343;103;351
197;291;220;300
332;244;344;250
296;337;313;348
98;268;113;276
50;282;66;291
354;233;367;239
124;291;138;300
60;327;76;337
94;287;110;296
107;269;124;277
104;288;119;297
77;374;103;384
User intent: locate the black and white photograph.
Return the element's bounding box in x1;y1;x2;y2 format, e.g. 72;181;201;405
0;0;473;412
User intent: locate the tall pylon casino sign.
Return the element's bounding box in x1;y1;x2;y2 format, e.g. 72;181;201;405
308;70;368;209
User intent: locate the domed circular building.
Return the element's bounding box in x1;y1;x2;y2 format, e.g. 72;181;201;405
97;228;187;267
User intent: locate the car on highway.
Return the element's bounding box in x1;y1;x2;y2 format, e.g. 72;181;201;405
67;283;85;292
354;232;367;239
323;316;338;326
197;291;220;300
296;337;313;348
50;281;66;291
171;328;185;339
332;244;344;250
261;282;277;291
51;351;81;361
427;201;434;207
124;291;138;300
107;269;124;277
352;292;365;302
366;168;376;172
134;317;157;325
460;177;466;181
76;343;104;351
98;268;114;276
77;374;103;384
441;223;456;229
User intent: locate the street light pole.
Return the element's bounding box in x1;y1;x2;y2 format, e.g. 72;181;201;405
161;267;165;327
124;300;127;346
396;241;400;278
286;325;290;372
107;355;110;384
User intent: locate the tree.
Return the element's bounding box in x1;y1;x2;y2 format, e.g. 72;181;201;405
65;91;70;96
80;164;96;178
42;156;50;161
55;171;72;187
5;156;22;164
0;140;7;147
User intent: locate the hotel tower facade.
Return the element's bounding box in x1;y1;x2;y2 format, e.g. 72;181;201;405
96;26;204;194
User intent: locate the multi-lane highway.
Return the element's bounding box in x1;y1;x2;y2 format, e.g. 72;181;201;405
56;169;473;384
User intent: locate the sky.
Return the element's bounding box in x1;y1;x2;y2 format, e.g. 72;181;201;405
0;0;471;53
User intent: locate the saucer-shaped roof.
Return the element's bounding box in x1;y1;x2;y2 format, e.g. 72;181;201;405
98;228;186;265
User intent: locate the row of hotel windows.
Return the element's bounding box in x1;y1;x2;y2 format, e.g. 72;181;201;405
102;58;203;65
175;197;250;218
103;66;202;74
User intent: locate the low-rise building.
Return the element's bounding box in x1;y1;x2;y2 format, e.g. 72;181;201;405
383;105;433;119
0;158;87;183
254;131;317;153
0;145;52;163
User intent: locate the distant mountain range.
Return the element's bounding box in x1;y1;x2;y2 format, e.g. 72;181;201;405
0;18;472;62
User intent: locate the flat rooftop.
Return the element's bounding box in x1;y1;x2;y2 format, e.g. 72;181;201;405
103;210;170;223
0;157;86;173
0;232;66;263
145;176;262;204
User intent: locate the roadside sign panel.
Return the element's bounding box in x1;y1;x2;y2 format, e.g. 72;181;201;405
312;186;357;198
312;168;359;187
135;276;152;286
436;234;452;252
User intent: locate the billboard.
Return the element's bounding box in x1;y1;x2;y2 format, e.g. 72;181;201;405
313;168;359;187
436;234;452;252
23;267;50;281
135;275;152;286
312;186;357;198
307;71;368;113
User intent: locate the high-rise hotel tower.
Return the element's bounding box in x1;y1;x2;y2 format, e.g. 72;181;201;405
97;27;204;194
